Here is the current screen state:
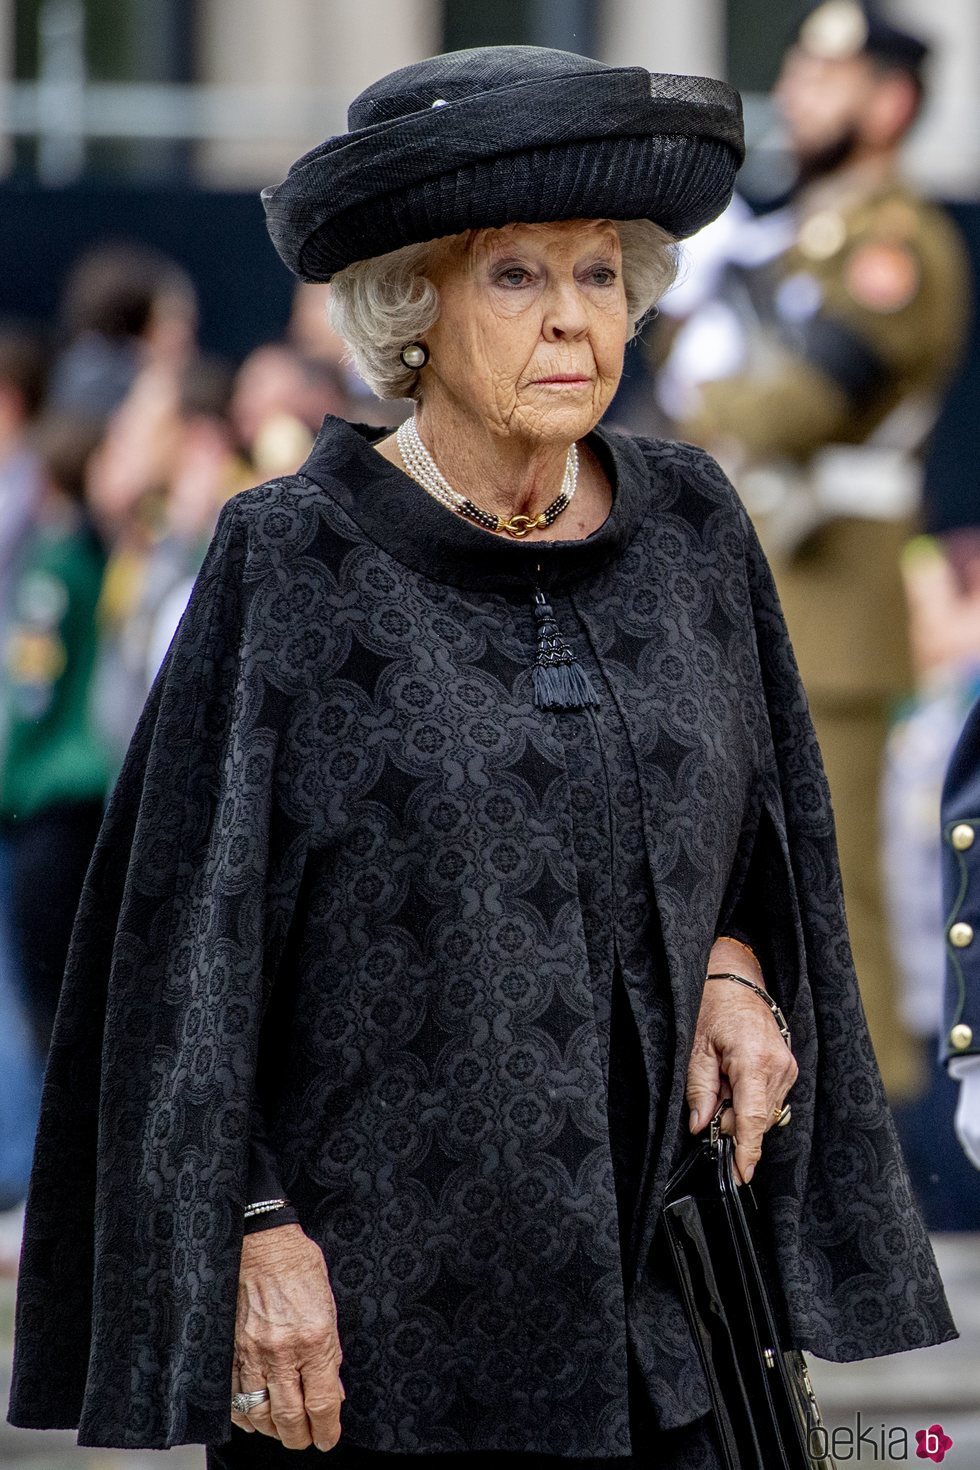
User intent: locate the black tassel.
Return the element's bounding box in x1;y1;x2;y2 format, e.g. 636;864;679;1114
532;588;600;710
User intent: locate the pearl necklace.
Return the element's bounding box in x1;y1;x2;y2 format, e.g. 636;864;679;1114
396;416;578;539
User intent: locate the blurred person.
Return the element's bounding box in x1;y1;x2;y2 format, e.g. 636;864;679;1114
0;414;108;1060
881;591;980;1225
287;283;348;369
670;0;970;1099
49;242;197;422
940;695;980;1177
81;343;194;756
79;362;182;778
8;45;956;1470
91;356;252;769
0;870;41;1274
231;341;354;477
84;362;182;542
0;330;47;621
903;526;980;679
888;536;980;1207
140;357;251;682
161;357;252;571
145;265;200;373
50;269;199;714
288;283;402;426
0;330;48;1264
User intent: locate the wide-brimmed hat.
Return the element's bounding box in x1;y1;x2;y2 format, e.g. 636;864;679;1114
262;45;745;282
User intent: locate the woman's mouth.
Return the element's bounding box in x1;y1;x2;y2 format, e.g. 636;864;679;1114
532;374;592;386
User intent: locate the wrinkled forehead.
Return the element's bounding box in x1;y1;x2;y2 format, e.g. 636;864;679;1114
449;218;621;267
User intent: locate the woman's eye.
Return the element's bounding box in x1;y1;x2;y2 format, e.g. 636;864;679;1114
496;267;533;287
588;267;618;286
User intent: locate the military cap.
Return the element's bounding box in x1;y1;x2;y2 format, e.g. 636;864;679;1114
796;1;930;77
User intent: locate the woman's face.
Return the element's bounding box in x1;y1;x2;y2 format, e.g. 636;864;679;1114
422;218;629;447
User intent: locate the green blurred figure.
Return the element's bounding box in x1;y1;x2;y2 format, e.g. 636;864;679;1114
0;416;108;1057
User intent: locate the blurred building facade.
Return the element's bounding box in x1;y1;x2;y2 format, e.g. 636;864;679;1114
0;1;976;196
196;0;440;183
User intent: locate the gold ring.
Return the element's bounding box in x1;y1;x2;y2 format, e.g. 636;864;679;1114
774;1103;792;1128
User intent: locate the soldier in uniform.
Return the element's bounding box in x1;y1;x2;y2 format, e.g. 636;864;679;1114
670;0;971;1098
941;699;980;1171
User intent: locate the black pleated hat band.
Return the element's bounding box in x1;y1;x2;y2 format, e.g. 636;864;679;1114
262;46;745;282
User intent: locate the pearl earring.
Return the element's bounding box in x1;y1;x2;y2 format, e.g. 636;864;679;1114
400;342;429;369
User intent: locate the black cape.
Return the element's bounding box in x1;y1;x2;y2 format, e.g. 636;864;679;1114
8;417;954;1453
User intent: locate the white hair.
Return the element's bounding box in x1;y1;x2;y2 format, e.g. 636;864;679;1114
327;219;680;402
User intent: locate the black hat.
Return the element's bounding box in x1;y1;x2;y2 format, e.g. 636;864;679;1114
796;2;930;77
261;45;745;283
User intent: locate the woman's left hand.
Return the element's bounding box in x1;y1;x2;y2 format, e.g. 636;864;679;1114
686;937;798;1183
231;1223;344;1451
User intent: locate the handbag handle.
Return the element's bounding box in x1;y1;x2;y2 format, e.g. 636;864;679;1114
708;1098;734;1152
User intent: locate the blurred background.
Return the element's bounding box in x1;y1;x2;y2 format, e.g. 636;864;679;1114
1;0;979;1465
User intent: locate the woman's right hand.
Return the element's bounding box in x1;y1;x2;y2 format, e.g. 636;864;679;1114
232;1222;345;1452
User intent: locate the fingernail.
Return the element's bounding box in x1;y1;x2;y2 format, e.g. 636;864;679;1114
690;1109;700;1130
744;1164;754;1182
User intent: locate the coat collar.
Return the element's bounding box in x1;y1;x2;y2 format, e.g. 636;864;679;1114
297;413;653;594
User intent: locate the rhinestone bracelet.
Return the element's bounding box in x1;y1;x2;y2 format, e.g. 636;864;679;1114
244;1197;290;1219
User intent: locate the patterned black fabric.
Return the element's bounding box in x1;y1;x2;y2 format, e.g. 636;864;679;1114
205;1406;722;1470
8;417;955;1458
205;1407;722;1470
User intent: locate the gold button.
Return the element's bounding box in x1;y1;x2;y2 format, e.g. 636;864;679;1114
798;210;848;261
950;922;974;948
950;1024;974;1051
952;823;976;851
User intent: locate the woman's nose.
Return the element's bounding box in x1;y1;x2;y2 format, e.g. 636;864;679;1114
542;280;590;340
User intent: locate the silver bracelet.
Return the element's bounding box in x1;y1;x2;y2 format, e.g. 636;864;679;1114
244;1197;290;1219
706;971;792;1050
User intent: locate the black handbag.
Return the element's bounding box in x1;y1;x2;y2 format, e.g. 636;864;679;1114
662;1103;836;1470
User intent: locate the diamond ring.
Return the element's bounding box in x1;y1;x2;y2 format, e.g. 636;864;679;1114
232;1388;270;1415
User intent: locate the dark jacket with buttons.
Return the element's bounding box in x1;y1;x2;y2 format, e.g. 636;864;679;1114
941;697;980;1064
8;417;954;1455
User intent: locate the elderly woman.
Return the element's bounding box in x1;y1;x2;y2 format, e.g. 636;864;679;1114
9;44;953;1470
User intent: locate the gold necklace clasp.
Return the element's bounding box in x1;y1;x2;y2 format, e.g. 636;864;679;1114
497;513;546;538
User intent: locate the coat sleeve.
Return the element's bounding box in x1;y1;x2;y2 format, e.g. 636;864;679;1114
8;487;322;1448
737;495;957;1361
243;1098;300;1236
